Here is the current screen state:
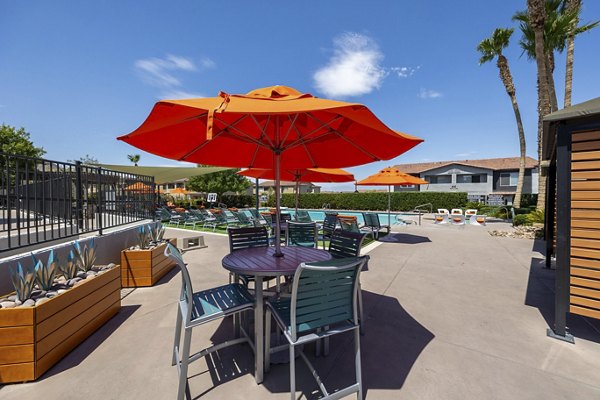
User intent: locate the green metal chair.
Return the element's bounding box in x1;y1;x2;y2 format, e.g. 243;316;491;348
286;221;318;248
164;243;255;400
329;230;368;335
320;212;339;249
295;209;312;222
227;227;276;289
361;212;389;239
265;256;368;400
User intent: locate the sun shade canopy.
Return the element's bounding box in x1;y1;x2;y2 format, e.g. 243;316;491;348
99;164;229;185
117;85;423;170
356;167;428;186
238;167;354;183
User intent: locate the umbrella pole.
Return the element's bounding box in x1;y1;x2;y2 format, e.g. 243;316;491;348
274;151;283;257
388;185;391;229
255;177;260;216
295;180;299;218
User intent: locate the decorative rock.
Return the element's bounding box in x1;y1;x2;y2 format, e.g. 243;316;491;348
489;226;543;240
68;277;83;286
76;271;87;279
20;299;35;307
46;291;58;298
74;279;87;286
14;299;22;306
31;290;47;298
57;276;67;283
0;297;8;303
1;301;16;308
8;295;17;302
86;270;97;276
57;289;67;294
35;297;50;305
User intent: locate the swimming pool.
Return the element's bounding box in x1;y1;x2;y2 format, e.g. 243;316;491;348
257;208;417;226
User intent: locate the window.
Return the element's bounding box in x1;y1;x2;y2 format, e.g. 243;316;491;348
457;174;487;183
425;175;451;184
499;172;518;186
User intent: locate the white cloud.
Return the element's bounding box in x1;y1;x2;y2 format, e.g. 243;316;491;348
391;66;419;78
313;33;387;98
134;54;214;98
418;88;442;99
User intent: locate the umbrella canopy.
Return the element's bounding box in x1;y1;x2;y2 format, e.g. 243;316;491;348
124;182;154;192
356;167;428;227
239;167;355;214
118;85;423;255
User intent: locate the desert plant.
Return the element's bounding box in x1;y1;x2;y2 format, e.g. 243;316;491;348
59;250;80;280
513;214;531;226
33;250;59;291
73;238;97;272
527;209;545;224
137;225;150;249
10;262;36;302
147;222;165;244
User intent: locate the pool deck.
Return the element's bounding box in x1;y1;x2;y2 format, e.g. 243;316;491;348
2;221;600;399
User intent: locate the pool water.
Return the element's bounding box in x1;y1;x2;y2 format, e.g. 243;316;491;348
254;208;415;226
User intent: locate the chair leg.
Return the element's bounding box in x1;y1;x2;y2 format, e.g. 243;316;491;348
358;282;365;336
289;344;296;400
323;326;330;356
172;310;183;366
265;308;272;372
354;328;363;399
177;327;193;400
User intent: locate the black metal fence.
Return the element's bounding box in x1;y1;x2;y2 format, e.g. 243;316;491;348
0;152;155;252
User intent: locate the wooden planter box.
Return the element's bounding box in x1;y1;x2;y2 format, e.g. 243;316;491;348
0;265;121;383
120;239;177;288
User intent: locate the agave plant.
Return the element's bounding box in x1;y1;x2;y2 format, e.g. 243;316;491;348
33;250;59;291
137;225;150;249
147;222;165;244
73;238;97;272
10;262;36;302
59;250;80;280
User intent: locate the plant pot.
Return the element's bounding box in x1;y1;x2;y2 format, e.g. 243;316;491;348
0;265;121;383
120;239;177;288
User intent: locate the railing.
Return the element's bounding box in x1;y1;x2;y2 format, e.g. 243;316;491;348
0;152;155;252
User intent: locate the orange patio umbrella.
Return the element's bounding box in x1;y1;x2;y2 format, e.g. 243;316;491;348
356;167;428;227
118;85;423;256
238;167;355;214
124;182;153;193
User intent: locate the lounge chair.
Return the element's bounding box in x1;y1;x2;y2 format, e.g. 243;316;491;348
434;214;449;224
469;214;487;226
294;209;312;222
451;208;463;215
361;212;389;239
450;214;466;225
465;209;478;217
337;215;360;233
438;208;450;214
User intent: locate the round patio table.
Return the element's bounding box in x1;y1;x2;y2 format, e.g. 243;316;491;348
222;246;331;384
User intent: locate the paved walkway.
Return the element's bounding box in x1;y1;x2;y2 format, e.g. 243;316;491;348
2;223;600;399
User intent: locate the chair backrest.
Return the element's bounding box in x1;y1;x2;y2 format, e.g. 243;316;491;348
337;215;360;233
328;230;366;259
280;213;292;223
451;208;463;215
286;221;318;248
438;209;450;214
164;243;194;322
260;212;273;224
465;209;478;216
362;212;380;229
234;211;251;224
295;210;312;222
322;213;338;236
289;256;368;341
228;226;269;252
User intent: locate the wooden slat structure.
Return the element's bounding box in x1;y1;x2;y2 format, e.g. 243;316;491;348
0;266;121;383
120;239;177;287
543;97;600;342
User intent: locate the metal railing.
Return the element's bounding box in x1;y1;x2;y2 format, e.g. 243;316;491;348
1;152;155;252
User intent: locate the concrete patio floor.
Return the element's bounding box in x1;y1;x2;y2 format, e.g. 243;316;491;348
2;221;600;399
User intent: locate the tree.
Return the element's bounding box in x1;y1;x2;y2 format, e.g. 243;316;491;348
0;124;45;158
68;154;100;165
478;28;527;208
127;154;140;166
186;169;251;200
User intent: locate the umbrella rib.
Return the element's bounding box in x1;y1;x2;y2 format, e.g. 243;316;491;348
249;115;276;149
280;114;300;148
288;116;318;167
281;114;344;151
215;115;274;149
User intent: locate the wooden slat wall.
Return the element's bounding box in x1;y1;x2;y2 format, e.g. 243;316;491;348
570;130;600;320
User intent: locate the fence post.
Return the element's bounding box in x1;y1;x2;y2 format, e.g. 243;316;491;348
75;161;84;233
97;166;103;235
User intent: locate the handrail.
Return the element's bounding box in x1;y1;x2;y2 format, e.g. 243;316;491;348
412;203;432;214
322;203;330;209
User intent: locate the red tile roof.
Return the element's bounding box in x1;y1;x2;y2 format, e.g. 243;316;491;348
394;157;538;174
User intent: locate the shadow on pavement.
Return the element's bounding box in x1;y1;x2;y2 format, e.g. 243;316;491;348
377;232;431;244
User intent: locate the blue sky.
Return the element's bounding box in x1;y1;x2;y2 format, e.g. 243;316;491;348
1;1;599;191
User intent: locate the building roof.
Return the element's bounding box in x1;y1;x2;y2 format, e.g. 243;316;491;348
393;156;538;174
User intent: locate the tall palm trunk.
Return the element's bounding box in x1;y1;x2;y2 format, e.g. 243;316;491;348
528;0;551;211
564;0;580;107
497;55;526;208
546;52;559;112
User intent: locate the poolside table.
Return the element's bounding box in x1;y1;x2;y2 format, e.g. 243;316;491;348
222;246;332;384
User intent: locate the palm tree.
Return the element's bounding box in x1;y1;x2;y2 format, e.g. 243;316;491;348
478;28;527;208
127;154;140;166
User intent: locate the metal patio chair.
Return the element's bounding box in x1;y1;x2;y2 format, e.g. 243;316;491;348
265;256;368;400
164;243;255;400
320;213;339;249
286;221;318;248
227;226;276;289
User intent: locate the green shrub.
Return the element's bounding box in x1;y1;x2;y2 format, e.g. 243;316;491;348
526;209;545;224
513;214;530;226
520;194;538;208
464;201;484;210
221;194;256;208
268;192;468;211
